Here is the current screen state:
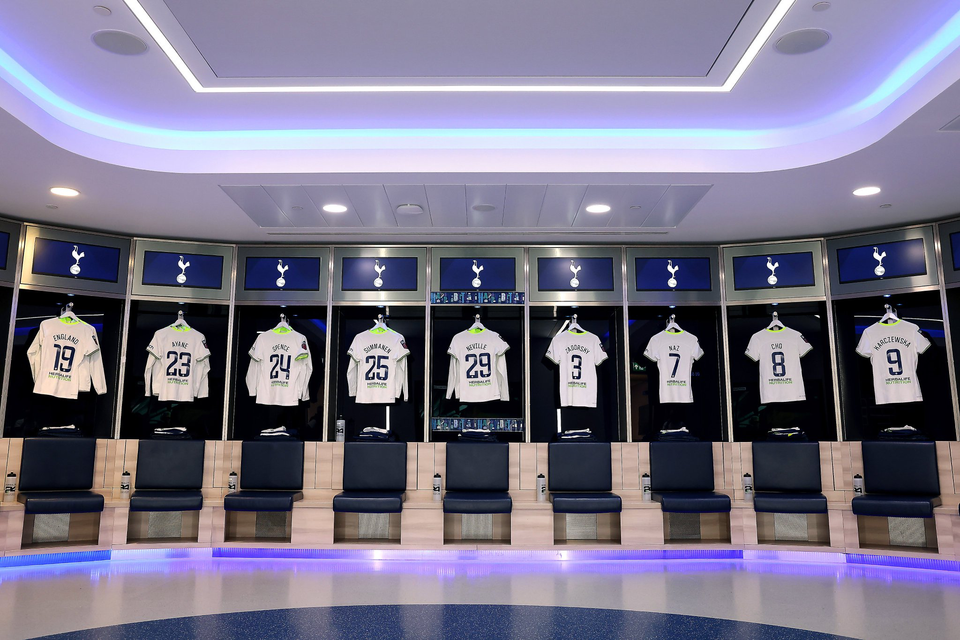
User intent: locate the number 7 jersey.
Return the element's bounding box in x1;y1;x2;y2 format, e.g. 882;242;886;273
856;319;930;405
346;328;410;404
644;329;704;404
145;325;212;402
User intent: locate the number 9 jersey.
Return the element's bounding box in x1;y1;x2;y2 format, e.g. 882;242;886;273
346;328;410;404
546;329;608;408
145;325;212;402
856;318;931;405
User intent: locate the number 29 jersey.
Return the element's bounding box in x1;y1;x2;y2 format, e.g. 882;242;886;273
145;325;212;402
644;330;704;404
546;329;608;408
745;327;812;403
446;328;510;403
346;328;410;404
856;319;930;405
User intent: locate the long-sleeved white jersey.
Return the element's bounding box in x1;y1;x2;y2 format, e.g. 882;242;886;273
346;328;410;404
145;325;211;402
446;328;510;402
27;316;106;399
245;327;312;406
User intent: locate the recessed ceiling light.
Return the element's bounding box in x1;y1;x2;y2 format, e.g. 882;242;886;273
396;204;424;215
50;187;80;197
853;186;881;196
585;204;611;214
322;204;348;213
472;204;496;212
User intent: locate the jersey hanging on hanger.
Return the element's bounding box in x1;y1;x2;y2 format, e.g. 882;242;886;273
856;319;930;404
346;327;410;404
446;328;510;403
245;327;312;406
145;325;212;402
745;326;812;403
545;329;608;408
644;329;704;404
27;316;106;399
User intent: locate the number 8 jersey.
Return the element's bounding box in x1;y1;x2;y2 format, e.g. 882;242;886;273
856;319;930;405
745;326;812;403
346;328;410;404
145;325;212;402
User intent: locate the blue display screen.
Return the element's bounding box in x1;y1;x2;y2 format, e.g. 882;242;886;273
341;256;418;291
141;250;224;289
0;231;9;270
836;238;926;284
537;257;614;291
949;232;960;271
732;252;816;291
244;256;322;291
439;257;516;291
31;237;121;283
635;257;711;291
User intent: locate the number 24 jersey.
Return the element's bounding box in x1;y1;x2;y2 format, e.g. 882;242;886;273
856;319;930;405
145;325;211;402
745;327;812;403
245;328;312;407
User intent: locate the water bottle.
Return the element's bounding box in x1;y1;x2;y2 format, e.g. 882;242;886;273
335;416;346;442
641;472;651;502
742;473;753;501
228;471;238;493
432;473;442;501
120;470;131;497
537;473;546;502
3;472;15;502
853;474;864;495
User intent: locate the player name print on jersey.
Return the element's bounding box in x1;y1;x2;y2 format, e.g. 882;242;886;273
546;329;608;408
644;329;704;404
246;327;312;406
347;328;410;404
446;329;510;403
745;326;812;404
145;325;212;402
856;318;930;405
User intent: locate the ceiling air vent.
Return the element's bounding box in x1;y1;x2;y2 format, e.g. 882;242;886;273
395;204;424;215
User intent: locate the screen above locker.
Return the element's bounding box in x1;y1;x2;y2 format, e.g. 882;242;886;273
835;238;927;285
341;256;418;291
635;257;711;291
537;257;614;291
951;232;960;272
32;237;121;283
141;251;224;289
732;252;816;291
439;257;516;291
244;256;322;291
0;230;9;271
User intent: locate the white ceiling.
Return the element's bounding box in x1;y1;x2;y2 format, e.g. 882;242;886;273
0;1;960;244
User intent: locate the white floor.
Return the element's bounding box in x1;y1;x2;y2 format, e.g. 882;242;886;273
2;555;960;639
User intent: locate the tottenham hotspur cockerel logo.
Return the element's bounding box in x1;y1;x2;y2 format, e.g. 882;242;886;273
569;260;582;288
873;247;887;277
471;260;484;288
766;257;779;286
176;256;190;284
373;259;386;288
276;259;289;288
69;245;84;275
666;260;679;288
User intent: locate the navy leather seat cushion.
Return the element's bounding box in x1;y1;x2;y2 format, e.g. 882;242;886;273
852;494;941;518
135;440;205;490
753;493;827;514
548;442;611;492
652;491;731;513
129;490;203;512
342;442;406;492
333;491;404;514
445;442;509;492
240;441;304;491
18;491;104;514
861;441;940;495
752;442;822;493
551;493;622;514
649;442;715;492
443;491;512;514
19;438;97;491
224;490;303;512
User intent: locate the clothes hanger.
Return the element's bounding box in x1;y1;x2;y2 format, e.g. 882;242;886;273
371;314;387;332
468;314;485;333
59;302;78;322
172;310;190;329
277;313;291;329
567;314;584;333
665;314;682;333
766;311;784;330
880;304;899;324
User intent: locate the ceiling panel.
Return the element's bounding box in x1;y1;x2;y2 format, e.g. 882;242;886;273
466;185;506;228
262;185;328;227
426;185;467;227
603;185;668;227
538;185;587;227
220;186;293;228
343;185;397;228
302;185;364;227
642;185;712;227
384;184;432;228
503;185;547;228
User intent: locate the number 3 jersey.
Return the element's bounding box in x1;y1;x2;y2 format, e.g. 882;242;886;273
856;319;930;405
546;329;608;408
644;330;704;404
745;326;812;403
245;327;312;406
446;328;510;403
346;328;410;404
145;325;211;402
27;316;107;399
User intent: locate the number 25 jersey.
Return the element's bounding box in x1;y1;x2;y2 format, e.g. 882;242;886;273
745;326;812;404
856;319;930;405
644;330;704;404
145;325;212;402
346;328;410;404
546;329;608;408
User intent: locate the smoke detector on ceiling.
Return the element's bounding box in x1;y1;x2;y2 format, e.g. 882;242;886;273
92;30;148;55
396;204;424;215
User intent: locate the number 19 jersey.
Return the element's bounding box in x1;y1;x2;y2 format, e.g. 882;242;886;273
856;319;930;405
346;328;410;404
644;330;704;404
745;326;812;403
145;325;212;402
545;329;608;408
27;317;106;399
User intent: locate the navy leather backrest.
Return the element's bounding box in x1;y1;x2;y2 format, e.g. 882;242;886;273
548;442;612;492
649;441;715;492
19;438;97;491
240;440;304;491
861;441;939;496
752;442;822;493
135;440;205;490
445;442;509;492
343;442;407;492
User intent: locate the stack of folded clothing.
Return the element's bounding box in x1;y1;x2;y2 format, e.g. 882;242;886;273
38;425;82;438
766;427;808;442
355;426;394;441
878;425;927;441
153;426;190;439
459;427;498;442
658;425;699;441
557;428;597;442
255;426;298;440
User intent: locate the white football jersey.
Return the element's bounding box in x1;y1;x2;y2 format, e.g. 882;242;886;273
745;326;812;404
446;328;510;403
545;329;608;408
644;329;704;404
145;325;212;402
245;327;312;407
27;317;106;399
856;319;930;405
346;328;410;404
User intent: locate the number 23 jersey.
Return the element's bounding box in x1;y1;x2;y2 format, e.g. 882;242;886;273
745;327;812;403
546;329;608;408
145;325;211;402
346;328;410;404
644;330;704;404
856;319;930;405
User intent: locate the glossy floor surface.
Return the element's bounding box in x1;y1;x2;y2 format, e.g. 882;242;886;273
2;553;959;639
